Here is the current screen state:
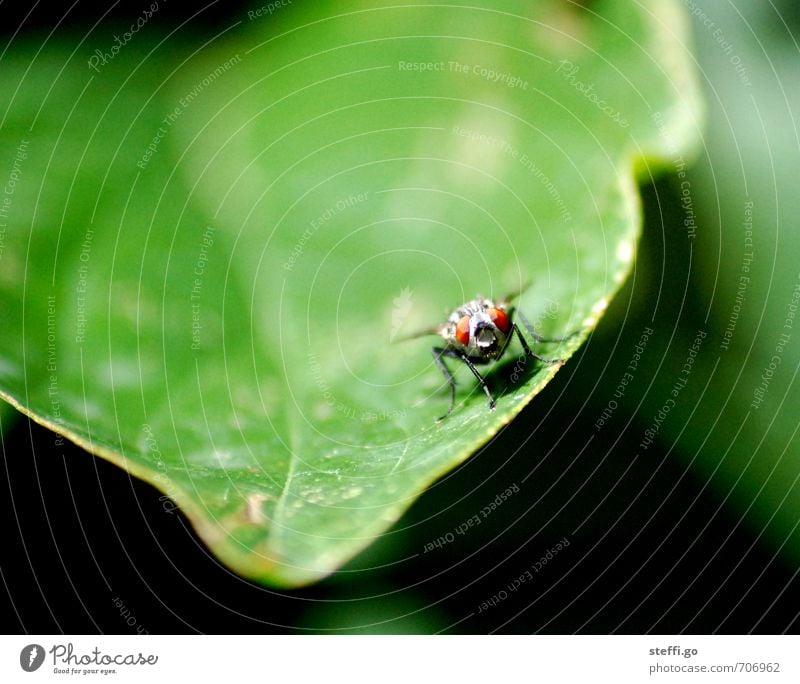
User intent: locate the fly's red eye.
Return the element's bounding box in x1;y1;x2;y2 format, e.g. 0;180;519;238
487;307;510;333
455;315;471;345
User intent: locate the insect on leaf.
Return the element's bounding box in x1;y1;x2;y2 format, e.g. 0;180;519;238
0;0;702;586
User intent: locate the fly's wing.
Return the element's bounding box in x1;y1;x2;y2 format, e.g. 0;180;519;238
392;323;447;343
497;281;532;310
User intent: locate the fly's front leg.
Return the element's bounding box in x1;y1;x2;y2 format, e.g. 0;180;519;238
458;352;496;411
433;347;495;418
432;347;457;420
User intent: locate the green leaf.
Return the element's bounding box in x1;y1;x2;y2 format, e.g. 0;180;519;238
633;1;800;562
0;0;701;586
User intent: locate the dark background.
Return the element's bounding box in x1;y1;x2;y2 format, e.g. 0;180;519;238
2;1;799;634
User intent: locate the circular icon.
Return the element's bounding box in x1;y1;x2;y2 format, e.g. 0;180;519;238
20;644;45;672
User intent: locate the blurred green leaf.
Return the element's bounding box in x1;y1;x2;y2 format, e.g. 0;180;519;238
635;1;800;561
0;0;701;586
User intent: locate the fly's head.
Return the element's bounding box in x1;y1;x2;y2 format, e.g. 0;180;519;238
441;297;512;360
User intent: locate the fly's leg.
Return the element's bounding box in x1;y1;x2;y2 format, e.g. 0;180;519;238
513;324;563;365
432;347;457;421
457;352;496;412
432;347;496;419
515;309;578;344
